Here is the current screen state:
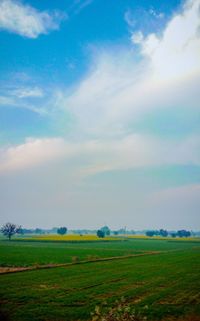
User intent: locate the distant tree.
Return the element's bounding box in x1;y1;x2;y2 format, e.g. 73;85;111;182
159;229;168;237
35;228;43;234
17;226;24;235
101;226;110;236
118;228;126;235
97;230;105;238
21;228;34;234
171;232;177;238
146;230;155;237
177;230;191;238
57;227;67;235
1;222;21;240
113;231;119;235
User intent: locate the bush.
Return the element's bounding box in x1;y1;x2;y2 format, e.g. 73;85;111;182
91;297;147;321
72;256;79;263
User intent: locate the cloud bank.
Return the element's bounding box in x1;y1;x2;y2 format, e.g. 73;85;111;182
1;0;200;175
0;0;200;228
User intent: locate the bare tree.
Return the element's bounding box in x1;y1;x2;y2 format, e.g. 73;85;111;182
1;222;21;240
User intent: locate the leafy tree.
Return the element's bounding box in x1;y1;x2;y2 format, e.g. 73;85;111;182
97;230;105;238
101;226;110;236
177;230;191;237
159;229;168;237
171;232;177;238
1;222;21;240
57;227;67;235
146;230;155;237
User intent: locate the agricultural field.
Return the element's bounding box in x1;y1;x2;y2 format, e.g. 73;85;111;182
0;237;200;321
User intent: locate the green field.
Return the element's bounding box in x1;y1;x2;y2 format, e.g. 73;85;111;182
0;238;200;321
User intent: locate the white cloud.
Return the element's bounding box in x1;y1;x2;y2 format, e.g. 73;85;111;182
12;87;44;98
58;0;200;138
124;9;136;28
133;0;200;82
0;0;66;38
131;31;144;44
0;88;47;115
124;7;164;31
0;134;200;176
0;138;67;172
70;0;93;15
149;8;164;19
0;95;15;106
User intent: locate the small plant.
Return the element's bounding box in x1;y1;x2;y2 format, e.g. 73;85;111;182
72;256;79;263
91;297;147;321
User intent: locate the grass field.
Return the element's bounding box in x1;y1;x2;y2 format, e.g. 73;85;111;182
0;237;200;321
1;236;199;267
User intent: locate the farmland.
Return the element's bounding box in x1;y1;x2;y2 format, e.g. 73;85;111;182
0;237;200;321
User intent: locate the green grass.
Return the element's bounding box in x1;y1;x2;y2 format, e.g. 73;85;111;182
1;238;199;267
0;240;141;267
0;238;200;321
0;249;200;321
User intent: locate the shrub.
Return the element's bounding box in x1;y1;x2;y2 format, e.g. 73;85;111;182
91;297;147;321
72;256;79;263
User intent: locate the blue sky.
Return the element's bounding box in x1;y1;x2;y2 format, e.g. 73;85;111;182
0;0;200;229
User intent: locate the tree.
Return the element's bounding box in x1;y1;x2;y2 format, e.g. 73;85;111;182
97;230;105;238
100;226;110;236
177;230;191;237
171;232;177;238
57;227;67;235
35;228;43;234
159;229;168;237
1;222;21;240
146;230;155;237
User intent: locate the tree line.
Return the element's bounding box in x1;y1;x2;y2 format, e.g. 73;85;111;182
0;222;195;240
145;229;191;238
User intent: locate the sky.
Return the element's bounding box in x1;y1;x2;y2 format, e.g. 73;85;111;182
0;0;200;230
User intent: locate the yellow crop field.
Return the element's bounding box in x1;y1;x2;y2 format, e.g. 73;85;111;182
21;234;124;241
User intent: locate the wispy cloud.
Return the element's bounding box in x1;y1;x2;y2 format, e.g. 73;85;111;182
12;87;44;99
0;0;66;38
0;85;47;115
70;0;93;15
0;95;15;106
124;7;165;31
